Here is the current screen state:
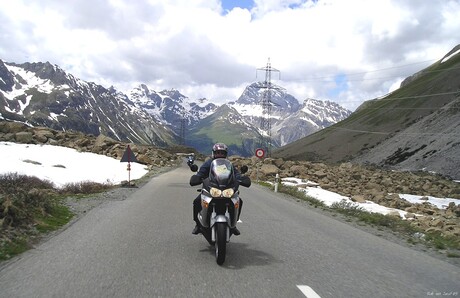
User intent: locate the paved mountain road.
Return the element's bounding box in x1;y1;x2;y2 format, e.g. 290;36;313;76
0;163;459;297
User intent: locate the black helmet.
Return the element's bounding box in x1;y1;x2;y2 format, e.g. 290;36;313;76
212;143;228;159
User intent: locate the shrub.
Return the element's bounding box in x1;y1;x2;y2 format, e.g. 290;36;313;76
277;183;325;207
60;181;113;194
0;173;113;261
331;199;365;216
0;172;54;194
0;173;58;228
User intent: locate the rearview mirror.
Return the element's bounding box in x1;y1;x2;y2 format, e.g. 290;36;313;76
190;164;198;172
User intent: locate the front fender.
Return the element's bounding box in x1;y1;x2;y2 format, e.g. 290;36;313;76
214;215;228;223
210;214;230;230
211;216;230;243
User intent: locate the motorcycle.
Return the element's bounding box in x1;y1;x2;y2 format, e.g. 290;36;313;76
190;159;251;265
187;154;196;169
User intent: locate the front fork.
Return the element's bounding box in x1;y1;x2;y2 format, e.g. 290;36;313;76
211;205;230;243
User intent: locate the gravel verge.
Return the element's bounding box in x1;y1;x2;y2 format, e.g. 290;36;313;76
273;191;460;268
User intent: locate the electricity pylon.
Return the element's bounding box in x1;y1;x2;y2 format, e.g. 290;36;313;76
179;111;186;145
256;58;280;158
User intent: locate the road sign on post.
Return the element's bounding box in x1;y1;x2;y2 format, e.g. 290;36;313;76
120;145;138;186
255;148;265;183
255;148;265;159
121;145;138;163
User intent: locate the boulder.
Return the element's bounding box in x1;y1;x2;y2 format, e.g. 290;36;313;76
15;132;33;143
260;164;279;176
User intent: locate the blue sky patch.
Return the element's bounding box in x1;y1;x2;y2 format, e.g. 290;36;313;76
328;73;348;98
288;0;310;10
221;0;254;12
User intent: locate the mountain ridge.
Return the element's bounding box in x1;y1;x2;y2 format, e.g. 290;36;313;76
0;58;351;157
273;44;460;179
0;60;177;146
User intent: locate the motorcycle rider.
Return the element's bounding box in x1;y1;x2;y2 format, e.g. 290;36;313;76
192;143;243;236
187;153;195;167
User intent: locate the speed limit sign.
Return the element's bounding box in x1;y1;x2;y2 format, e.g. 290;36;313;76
255;148;265;159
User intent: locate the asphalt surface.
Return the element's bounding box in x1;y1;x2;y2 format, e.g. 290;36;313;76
0;163;459;298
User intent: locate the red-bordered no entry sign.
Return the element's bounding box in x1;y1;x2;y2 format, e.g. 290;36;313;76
255;148;265;158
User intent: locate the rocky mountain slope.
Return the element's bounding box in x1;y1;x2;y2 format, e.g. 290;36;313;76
1;59;350;156
177;82;351;156
129;81;351;156
273;44;460;180
0;121;180;169
129;84;218;134
187;104;263;156
230;82;351;147
0;61;177;146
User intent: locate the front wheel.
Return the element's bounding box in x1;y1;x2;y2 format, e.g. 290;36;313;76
215;223;227;265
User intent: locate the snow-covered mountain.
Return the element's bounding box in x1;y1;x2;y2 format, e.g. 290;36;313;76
129;84;218;132
125;81;351;155
0;60;176;146
274;98;352;146
0;59;351;156
229;82;351;147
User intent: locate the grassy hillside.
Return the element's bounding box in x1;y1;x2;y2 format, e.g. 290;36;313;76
273;49;460;163
187;104;263;156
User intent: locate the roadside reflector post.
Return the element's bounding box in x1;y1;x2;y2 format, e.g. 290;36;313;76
274;173;279;192
127;163;131;185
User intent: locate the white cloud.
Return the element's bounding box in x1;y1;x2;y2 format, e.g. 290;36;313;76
1;0;458;111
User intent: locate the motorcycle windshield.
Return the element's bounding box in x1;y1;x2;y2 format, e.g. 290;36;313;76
209;158;236;188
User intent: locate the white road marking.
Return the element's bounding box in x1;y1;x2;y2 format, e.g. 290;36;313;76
297;285;321;298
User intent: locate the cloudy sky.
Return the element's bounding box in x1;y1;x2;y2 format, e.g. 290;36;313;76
1;0;459;110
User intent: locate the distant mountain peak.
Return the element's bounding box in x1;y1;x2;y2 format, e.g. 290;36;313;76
159;88;186;100
0;61;176;146
236;82;300;112
1;58;352;158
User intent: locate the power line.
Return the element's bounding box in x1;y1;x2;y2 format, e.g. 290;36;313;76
373;91;460;102
318;59;436;77
285;59;448;83
331;92;460;135
345;66;460;83
332;90;460;106
332;126;460;136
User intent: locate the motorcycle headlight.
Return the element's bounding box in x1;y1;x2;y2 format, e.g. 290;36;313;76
222;188;234;198
209;187;234;198
210;187;222;197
